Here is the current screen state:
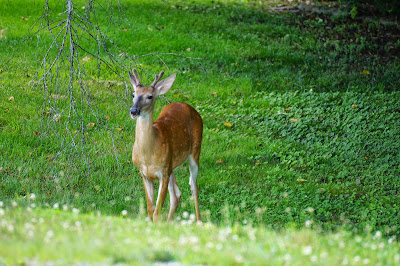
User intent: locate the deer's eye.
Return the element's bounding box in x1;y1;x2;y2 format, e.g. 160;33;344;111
148;95;153;100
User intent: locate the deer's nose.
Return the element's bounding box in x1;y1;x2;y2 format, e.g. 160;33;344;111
130;107;140;115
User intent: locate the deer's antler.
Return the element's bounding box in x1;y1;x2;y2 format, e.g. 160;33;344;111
131;68;142;86
150;71;164;87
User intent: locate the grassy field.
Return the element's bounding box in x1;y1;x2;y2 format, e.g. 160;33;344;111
1;204;399;265
1;0;400;263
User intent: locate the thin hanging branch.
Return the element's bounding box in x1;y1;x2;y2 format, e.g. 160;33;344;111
15;0;204;185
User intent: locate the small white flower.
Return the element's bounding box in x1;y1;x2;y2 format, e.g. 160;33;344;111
0;209;5;216
0;201;4;207
306;207;314;213
185;236;195;245
247;229;256;241
206;242;214;249
216;243;223;250
235;255;243;263
53;114;61;122
121;210;128;216
124;196;131;201
189;213;196;221
29;193;36;200
305;219;313;227
45;230;54;242
72;208;79;214
53;203;59;209
283;254;291;261
320;252;328;259
7;224;14;232
374;230;382;239
363;258;370;265
63;205;68;211
62;222;70;229
182;211;189;219
353;256;361;263
24;222;34;230
302;245;312;256
11;201;18;207
27;230;34;238
30;203;36;208
310;255;318;263
75;221;81;227
178;236;187;245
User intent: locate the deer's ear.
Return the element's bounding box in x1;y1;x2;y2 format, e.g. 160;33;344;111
129;69;141;91
155;74;176;95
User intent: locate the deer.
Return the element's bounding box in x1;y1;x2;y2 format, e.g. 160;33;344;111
129;69;203;222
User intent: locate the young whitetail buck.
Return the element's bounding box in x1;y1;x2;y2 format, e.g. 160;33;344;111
129;69;203;222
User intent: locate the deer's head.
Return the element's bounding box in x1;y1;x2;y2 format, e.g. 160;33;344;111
129;69;176;119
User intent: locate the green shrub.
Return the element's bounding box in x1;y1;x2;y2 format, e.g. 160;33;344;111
339;0;400;16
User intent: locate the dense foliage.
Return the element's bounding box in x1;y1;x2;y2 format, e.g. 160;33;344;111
339;0;400;16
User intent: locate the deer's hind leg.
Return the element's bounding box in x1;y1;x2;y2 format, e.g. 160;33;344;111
188;154;201;221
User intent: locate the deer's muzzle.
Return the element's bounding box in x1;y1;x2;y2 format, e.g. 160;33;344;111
130;107;140;119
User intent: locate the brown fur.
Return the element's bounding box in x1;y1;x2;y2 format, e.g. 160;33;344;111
129;70;203;221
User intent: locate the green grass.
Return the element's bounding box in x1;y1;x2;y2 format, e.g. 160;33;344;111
1;204;399;265
1;0;400;262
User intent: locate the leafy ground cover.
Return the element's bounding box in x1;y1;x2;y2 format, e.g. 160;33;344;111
0;0;400;261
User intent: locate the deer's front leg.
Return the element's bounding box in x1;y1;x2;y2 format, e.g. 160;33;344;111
142;175;155;220
153;176;170;221
168;172;181;221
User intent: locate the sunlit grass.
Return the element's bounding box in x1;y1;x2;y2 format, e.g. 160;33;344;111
1;199;399;265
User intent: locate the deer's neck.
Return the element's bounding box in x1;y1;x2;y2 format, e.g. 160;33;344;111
134;112;156;154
